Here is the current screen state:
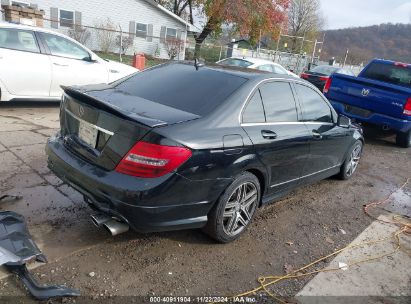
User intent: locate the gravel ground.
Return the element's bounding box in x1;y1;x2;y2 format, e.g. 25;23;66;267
0;103;410;302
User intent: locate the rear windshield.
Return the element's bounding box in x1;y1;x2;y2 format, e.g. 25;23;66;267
361;62;411;88
114;63;247;116
310;66;339;75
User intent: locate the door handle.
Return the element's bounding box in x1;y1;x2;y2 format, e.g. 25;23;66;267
53;63;68;67
312;131;323;140
261;130;277;140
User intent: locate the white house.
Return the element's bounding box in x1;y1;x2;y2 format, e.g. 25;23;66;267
0;0;196;59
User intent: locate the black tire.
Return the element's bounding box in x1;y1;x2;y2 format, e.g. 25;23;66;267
338;140;363;180
396;130;411;148
203;172;260;243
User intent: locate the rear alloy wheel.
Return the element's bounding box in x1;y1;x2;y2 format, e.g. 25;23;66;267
338;140;363;180
396;130;411;148
204;172;260;243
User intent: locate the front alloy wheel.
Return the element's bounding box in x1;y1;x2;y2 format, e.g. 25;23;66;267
339;140;363;180
204;172;260;243
345;144;362;177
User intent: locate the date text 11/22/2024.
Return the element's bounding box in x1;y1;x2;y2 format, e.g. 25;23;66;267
148;296;257;303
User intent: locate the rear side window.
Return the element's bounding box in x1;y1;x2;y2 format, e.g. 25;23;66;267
218;58;253;68
361;62;411;88
242;90;266;123
295;84;332;123
257;65;274;72
0;28;39;53
115;64;248;116
259;82;298;122
273;65;288;75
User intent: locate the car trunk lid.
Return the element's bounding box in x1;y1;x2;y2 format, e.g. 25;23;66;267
302;72;329;88
60;86;200;171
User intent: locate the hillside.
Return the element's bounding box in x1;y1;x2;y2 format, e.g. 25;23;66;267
321;23;411;65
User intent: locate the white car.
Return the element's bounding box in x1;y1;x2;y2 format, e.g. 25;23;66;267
217;57;299;78
0;22;138;102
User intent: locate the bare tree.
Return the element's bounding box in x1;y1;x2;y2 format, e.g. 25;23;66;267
94;18;116;53
67;25;91;45
116;35;134;55
164;37;185;59
288;0;324;52
154;0;194;24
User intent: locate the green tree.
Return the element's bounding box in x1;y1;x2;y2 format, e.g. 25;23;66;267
156;0;290;57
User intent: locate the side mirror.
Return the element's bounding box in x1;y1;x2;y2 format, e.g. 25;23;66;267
84;53;98;62
338;115;351;128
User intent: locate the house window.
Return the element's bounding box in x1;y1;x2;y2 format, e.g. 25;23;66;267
136;23;147;38
166;28;177;40
59;9;74;28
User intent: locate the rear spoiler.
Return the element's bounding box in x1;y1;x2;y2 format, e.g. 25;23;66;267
62;86;168;128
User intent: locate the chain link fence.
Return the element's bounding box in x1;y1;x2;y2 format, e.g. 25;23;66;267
185;42;316;74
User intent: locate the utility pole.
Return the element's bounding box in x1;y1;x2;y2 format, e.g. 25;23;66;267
299;34;305;54
318;33;326;61
311;33;326;63
311;39;317;64
118;24;123;62
343;48;349;67
275;29;282;61
312;39;324;63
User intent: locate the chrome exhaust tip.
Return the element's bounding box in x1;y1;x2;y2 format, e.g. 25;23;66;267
102;219;129;236
90;214;111;227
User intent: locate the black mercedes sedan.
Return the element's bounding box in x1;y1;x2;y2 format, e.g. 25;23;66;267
46;62;364;243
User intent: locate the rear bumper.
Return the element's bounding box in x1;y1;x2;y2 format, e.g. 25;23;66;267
306;79;326;91
46;135;225;232
330;100;411;133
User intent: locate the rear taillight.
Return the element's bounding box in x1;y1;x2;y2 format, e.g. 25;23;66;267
404;97;411;116
115;141;192;178
394;62;409;68
319;76;329;82
300;73;309;79
323;77;333;94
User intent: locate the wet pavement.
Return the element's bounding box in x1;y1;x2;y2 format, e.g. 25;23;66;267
0;102;410;301
0;103;108;279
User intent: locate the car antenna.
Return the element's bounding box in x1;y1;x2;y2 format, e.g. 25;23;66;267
194;58;204;71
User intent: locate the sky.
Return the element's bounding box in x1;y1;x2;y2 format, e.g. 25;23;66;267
320;0;411;29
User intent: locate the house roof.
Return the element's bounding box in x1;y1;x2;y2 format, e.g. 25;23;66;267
143;0;199;32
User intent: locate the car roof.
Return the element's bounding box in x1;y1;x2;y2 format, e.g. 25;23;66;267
0;21;60;35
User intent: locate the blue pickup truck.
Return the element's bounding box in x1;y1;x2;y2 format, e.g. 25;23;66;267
324;59;411;147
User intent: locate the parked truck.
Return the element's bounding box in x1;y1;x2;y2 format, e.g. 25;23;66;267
324;59;411;147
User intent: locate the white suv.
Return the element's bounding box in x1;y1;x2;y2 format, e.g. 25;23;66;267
0;22;138;102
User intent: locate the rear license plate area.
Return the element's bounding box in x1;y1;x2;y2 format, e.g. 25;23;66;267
78;120;98;148
344;104;373;118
